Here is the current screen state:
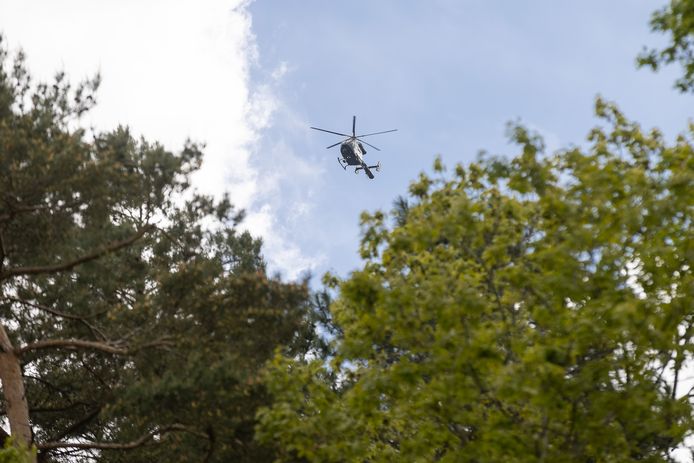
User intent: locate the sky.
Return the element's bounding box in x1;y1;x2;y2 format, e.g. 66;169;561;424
0;1;693;459
245;0;694;281
1;1;691;282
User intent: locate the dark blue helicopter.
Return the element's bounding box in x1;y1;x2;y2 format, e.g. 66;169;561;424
311;116;397;179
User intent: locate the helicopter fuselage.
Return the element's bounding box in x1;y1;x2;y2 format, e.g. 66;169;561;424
340;139;366;166
340;139;375;179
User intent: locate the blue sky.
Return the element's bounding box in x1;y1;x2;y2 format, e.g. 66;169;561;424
245;0;692;279
1;1;691;282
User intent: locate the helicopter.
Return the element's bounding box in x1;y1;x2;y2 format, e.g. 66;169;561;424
311;116;397;179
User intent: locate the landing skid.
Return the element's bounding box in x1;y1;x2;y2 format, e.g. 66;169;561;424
337;157;347;170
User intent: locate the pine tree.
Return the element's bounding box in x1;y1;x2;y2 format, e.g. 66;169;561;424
0;38;314;462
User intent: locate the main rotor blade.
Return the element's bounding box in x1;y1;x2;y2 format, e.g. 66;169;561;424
356;129;398;138
310;127;351;137
357;138;381;151
352;116;356;137
326;139;347;149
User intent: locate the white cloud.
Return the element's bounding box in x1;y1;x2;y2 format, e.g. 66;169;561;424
2;0;254;198
0;0;319;279
242;123;327;279
242;200;324;280
271;61;291;81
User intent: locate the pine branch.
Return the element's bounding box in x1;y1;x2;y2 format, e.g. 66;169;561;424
16;338;174;356
5;296;108;340
0;224;154;280
0;199;85;223
37;424;208;451
5;296;101;320
48;407;102;443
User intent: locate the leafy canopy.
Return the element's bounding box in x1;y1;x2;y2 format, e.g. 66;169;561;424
638;0;694;92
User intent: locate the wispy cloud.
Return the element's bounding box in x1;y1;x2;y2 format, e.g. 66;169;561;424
0;0;321;279
241;62;327;279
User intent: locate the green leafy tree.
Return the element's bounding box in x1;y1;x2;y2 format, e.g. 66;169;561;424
0;38;315;462
638;0;694;92
258;98;694;461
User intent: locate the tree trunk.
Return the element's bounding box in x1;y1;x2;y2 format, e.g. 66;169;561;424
0;323;33;452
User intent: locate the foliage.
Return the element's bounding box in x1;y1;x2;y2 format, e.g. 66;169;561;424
0;37;316;462
0;440;34;463
638;0;694;92
258;98;694;462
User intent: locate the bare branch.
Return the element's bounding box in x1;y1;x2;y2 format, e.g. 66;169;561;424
0;224;155;281
0;200;84;224
23;374;72;397
17;339;128;355
37;424;208;451
16;338;174;356
30;402;91;415
48;407;101;443
5;296;99;321
153;224;183;248
5;296;108;340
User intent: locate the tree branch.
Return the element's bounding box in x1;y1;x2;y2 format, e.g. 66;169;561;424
0;228;6;274
5;296;100;321
23;374;72;397
0;199;84;223
17;339;128;355
5;296;108;340
37;424;208;451
16;338;174;356
0;224;154;280
48;407;102;443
